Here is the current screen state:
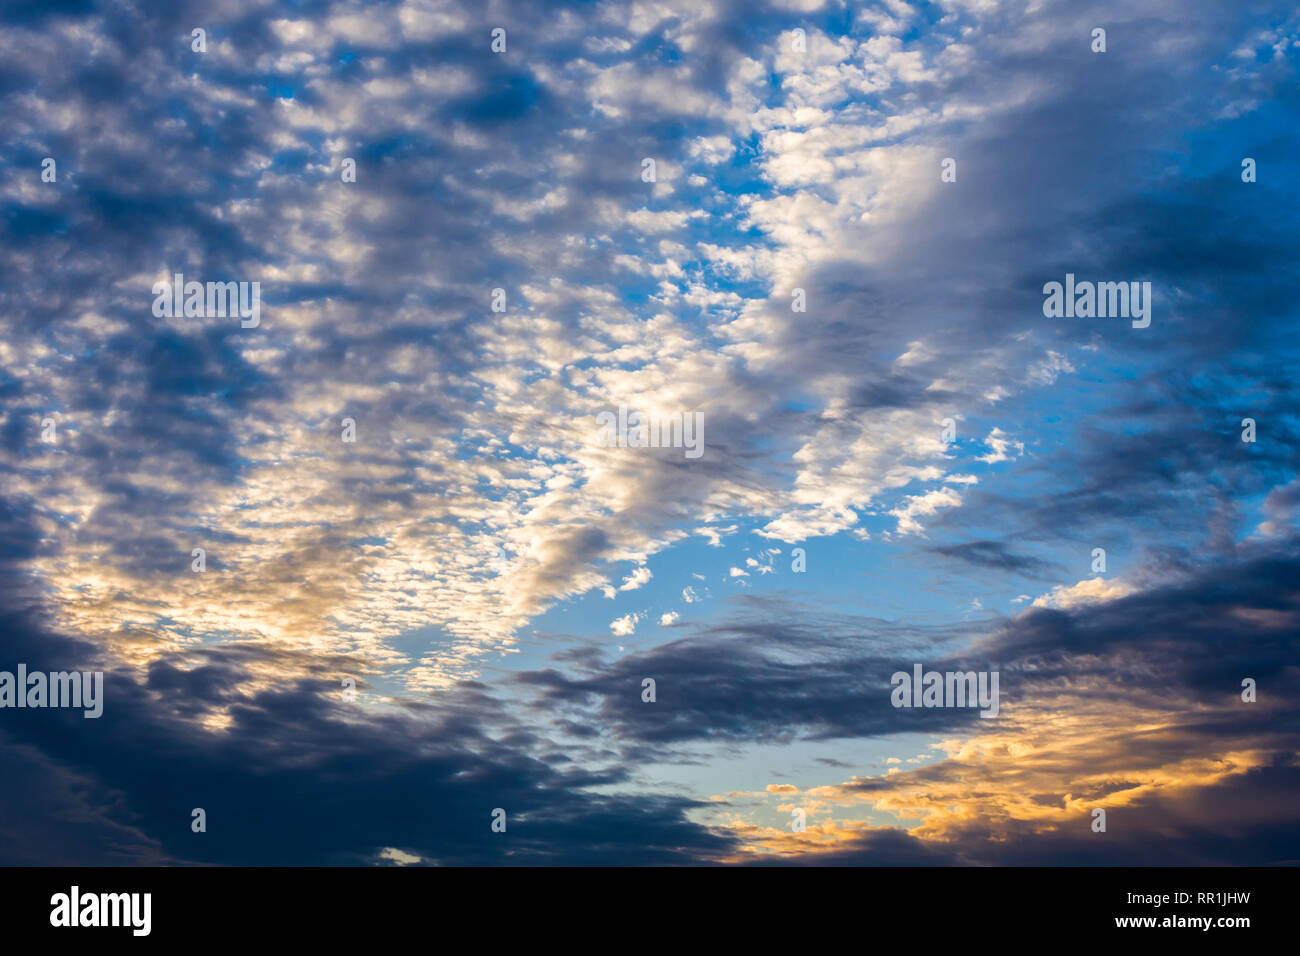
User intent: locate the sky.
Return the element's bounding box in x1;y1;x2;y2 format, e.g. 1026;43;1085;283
1;0;1298;865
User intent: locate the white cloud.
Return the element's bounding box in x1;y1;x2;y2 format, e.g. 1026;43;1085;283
1032;578;1137;610
890;487;965;536
610;612;642;637
619;566;653;591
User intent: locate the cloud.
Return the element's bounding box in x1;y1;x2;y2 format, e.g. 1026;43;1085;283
619;566;653;591
890;487;965;536
928;540;1057;576
514;541;1300;862
610;612;641;637
0;607;740;865
0;0;1296;866
1031;577;1137;610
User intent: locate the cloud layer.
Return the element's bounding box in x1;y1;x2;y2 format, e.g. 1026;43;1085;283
1;0;1297;864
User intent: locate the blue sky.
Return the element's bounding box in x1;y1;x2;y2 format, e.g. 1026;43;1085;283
1;0;1298;864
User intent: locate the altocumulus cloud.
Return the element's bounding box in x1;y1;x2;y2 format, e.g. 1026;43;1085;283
0;0;1297;864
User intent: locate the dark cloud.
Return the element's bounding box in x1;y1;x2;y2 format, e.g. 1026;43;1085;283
0;606;739;865
927;540;1058;576
517;539;1300;781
